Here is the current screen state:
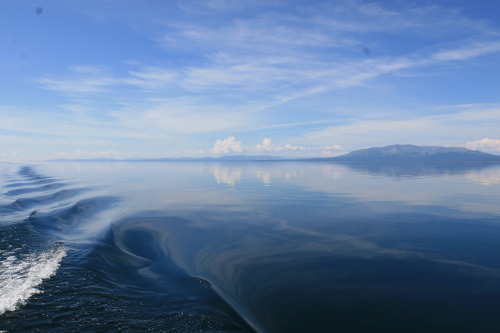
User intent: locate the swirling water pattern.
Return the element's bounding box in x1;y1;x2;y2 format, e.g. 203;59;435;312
0;165;251;332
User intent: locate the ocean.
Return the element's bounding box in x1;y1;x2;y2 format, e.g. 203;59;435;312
1;161;500;332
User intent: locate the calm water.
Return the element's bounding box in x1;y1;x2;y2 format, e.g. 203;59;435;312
1;161;500;332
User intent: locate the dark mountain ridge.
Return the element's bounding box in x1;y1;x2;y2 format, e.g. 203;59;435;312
329;144;500;161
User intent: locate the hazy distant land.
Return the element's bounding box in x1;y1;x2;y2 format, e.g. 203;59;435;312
49;144;500;162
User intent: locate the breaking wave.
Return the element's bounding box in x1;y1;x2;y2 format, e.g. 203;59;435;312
0;244;66;315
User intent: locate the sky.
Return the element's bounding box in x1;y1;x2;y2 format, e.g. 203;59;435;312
2;0;500;161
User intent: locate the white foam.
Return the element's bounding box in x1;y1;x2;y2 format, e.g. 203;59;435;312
0;246;66;315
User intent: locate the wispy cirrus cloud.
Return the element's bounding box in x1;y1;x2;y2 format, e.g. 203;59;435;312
298;104;500;150
433;39;500;61
14;0;500;161
29;32;500;157
34;0;500;111
113;99;256;134
35;36;500;120
35;66;119;94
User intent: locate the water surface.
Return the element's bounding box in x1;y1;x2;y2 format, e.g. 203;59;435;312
1;161;500;332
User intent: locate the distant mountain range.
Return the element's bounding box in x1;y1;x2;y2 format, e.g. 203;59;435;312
326;144;500;161
48;145;500;162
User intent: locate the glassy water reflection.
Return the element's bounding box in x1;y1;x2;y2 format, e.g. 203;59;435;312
2;161;500;332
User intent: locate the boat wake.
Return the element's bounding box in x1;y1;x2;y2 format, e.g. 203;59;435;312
0;241;66;315
0;164;254;332
0;166;71;316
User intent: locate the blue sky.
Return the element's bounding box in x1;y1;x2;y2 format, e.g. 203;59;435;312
2;0;500;160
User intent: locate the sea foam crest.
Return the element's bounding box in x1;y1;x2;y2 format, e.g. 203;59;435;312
0;245;66;315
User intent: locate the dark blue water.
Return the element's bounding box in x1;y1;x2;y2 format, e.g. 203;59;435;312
1;161;500;332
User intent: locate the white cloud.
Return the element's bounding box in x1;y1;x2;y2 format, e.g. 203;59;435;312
125;67;178;89
212;136;242;154
37;36;500;103
433;40;500;61
299;105;500;150
255;138;274;151
0;108;154;140
13;1;500;161
115;100;254;134
323;145;344;151
210;137;345;157
302;118;437;147
34;36;500;128
36;66;118;94
283;143;306;151
465;138;500;154
253;138;307;153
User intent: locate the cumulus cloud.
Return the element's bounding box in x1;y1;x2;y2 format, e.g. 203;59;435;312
253;138;307;153
212;136;243;154
211;137;344;157
465;138;500;154
255;138;274;151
